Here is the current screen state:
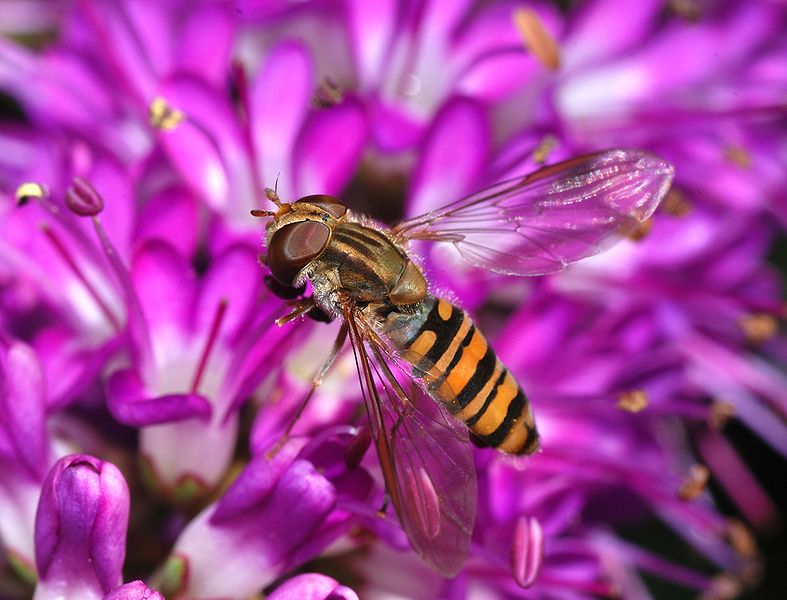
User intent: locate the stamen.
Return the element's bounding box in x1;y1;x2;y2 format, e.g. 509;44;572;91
532;134;558;164
91;215;154;370
738;313;778;344
661;188;692;216
511;515;544;588
724;146;752;169
232;59;266;202
312;77;344;108
708;400;735;430
669;0;702;22
512;8;561;71
40;224;121;330
701;574;742;600
677;464;710;501
617;389;648;413
15;182;48;206
149;96;185;131
65;176;104;216
727;520;757;560
190;299;228;394
626;219;653;241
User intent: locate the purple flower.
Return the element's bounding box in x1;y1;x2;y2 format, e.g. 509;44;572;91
105;239;291;499
268;573;358;600
155;435;371;599
34;454;130;600
104;580;165;600
0;339;52;580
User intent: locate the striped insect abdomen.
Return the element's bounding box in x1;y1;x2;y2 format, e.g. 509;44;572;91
382;296;539;455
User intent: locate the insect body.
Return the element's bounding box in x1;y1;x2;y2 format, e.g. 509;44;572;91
255;149;675;577
382;296;538;455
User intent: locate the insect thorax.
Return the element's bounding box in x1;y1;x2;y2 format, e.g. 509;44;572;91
305;220;427;316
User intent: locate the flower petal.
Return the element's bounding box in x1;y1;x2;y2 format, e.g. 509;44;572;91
104;580;165;600
250;40;314;200
292;99;367;197
106;369;212;426
194;245;263;342
35;455;129;596
0;340;48;480
269;573;358;600
131;240;195;349
407;96;490;217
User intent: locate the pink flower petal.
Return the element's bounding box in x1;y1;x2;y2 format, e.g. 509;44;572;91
106;369;212;426
407;96;490;217
292;99;367;197
194;245;263;341
131;240;195;340
250;41;314;200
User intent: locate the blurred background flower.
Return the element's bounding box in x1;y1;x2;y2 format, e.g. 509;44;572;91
0;0;784;599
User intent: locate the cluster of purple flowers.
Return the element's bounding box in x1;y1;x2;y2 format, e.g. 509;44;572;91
0;1;784;598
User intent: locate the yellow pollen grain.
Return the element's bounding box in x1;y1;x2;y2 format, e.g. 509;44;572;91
617;389;648;413
532;134;558;164
312;77;344;108
708;400;735;430
707;574;742;600
512;8;561;71
739;313;778;344
724;146;752;169
677;464;710;501
149;96;185;131
661;188;692;217
669;0;702;22
15;182;47;204
727;519;758;559
626;219;653;241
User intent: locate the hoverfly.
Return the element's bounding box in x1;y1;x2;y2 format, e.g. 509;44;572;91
252;149;674;577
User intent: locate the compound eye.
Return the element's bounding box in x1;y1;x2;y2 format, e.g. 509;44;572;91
295;194;347;219
267;220;330;285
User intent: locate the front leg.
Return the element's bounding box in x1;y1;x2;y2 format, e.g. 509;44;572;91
276;297;316;326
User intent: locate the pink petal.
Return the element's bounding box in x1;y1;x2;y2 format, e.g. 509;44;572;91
136;185;200;257
563;0;663;67
343;0;397;89
106;369;212;426
407;97;490;217
194;245;263;341
177;3;236;86
369;100;424;152
131;239;195;338
157;75;254;213
250;41;314;200
292;99;367;197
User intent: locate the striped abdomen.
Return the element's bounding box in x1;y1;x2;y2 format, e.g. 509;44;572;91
382;296;539;455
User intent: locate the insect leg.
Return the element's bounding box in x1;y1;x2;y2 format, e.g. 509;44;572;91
266;323;349;458
275;297;316;326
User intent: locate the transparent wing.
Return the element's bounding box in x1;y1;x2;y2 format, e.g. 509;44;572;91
393;149;675;276
343;305;477;577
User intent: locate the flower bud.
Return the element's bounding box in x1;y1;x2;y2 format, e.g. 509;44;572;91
511;515;544;588
104;581;166;600
65;176;104;216
268;573;358;600
0;340;51;579
35;455;130;600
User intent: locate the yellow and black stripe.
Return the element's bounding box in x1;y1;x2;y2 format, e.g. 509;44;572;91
395;297;539;455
